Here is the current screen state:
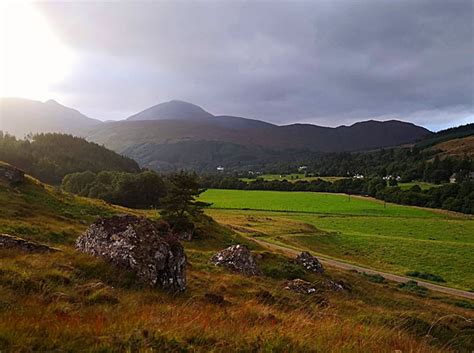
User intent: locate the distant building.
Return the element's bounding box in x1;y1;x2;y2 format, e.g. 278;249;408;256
298;166;308;172
216;166;225;172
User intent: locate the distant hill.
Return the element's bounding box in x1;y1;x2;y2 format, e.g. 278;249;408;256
127;100;214;121
431;135;474;158
0;132;140;184
0;97;101;137
1;97;433;171
416;123;474;149
90;100;431;151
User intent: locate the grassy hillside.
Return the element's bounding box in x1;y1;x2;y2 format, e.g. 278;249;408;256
201;189;474;290
1;178;473;352
416;123;473;149
430;135;474;158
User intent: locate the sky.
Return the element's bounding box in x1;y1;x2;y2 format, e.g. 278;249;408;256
1;0;473;131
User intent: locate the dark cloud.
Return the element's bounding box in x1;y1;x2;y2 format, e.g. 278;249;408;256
37;0;473;130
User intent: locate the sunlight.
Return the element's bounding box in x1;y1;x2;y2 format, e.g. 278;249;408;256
0;1;74;100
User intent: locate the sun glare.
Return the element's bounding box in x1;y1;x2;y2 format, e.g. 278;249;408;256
0;1;74;100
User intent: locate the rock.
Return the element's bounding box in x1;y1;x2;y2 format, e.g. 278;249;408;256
0;233;59;253
323;279;350;292
76;215;187;292
211;244;262;276
0;162;24;185
284;279;317;294
296;251;324;273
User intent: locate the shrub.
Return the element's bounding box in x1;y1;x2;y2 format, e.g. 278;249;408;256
406;271;446;283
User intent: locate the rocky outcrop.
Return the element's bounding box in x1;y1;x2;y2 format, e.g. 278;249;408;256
0;233;58;253
211;244;262;276
76;215;187;292
296;252;324;273
284;279;317;294
0;163;24;185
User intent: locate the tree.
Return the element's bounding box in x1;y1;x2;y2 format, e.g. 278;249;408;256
160;171;211;231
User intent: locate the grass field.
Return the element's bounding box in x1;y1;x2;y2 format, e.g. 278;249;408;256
398;181;443;190
240;174;346;183
201;189;474;290
201;189;441;218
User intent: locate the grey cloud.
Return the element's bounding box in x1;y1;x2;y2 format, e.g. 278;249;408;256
37;0;473;130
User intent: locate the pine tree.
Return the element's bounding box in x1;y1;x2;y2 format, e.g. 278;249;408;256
159;171;210;231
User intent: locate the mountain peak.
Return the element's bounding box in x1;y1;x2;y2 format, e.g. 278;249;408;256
45;99;61;106
127;100;214;121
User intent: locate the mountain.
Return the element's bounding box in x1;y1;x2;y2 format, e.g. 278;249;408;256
127;100;215;121
1;97;433;171
88;113;430;154
0;97;101;137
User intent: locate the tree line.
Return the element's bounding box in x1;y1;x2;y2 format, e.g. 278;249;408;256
0;132;140;184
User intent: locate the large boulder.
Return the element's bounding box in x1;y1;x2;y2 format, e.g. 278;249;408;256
0;162;24;185
211;244;261;276
76;215;187;292
296;251;324;273
0;233;58;253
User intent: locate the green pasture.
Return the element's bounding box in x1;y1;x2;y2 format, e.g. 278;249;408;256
240;174;346;183
397;181;443;190
202;189;474;290
200;189;441;218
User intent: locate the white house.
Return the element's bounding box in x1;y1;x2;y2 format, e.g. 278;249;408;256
216;166;225;172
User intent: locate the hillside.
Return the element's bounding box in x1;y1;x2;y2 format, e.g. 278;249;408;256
416;123;474;149
430;135;474;158
1;171;473;352
0;133;140;184
0;98;101;137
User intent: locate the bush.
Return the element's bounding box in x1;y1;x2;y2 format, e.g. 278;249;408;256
406;271;446;283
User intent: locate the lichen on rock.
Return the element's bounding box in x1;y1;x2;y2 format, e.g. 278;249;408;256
76;215;187;292
211;244;261;276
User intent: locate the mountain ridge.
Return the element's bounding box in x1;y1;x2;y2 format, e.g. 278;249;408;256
1;98;434;171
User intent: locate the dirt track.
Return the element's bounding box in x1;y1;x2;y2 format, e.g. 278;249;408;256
252;238;474;300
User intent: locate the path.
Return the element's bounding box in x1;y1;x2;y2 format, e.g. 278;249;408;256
252;238;474;300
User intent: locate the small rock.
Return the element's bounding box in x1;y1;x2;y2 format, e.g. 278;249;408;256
0;233;58;253
323;279;350;292
284;279;317;294
211;244;261;276
296;251;324;273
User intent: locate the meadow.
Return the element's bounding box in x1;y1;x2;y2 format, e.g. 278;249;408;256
240;173;346;183
201;189;474;290
398;181;443;190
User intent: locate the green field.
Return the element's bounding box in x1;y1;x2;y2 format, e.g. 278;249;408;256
201;189;440;218
240;173;346;183
398;181;443;190
201;189;474;290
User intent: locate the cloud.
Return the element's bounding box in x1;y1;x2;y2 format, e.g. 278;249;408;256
36;0;473;130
